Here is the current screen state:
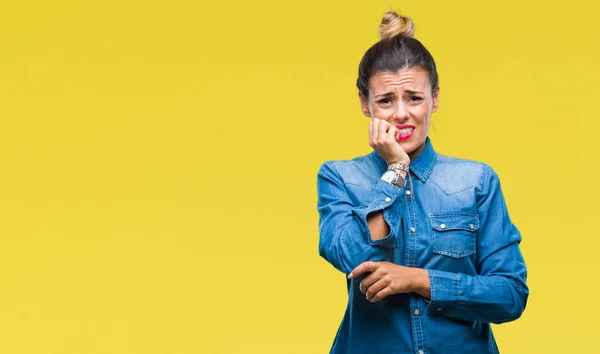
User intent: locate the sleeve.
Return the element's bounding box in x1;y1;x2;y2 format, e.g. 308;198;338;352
425;164;529;324
317;161;405;277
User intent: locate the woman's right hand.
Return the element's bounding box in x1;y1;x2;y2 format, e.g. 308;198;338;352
369;118;410;165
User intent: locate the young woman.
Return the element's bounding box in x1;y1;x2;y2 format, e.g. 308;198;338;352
316;11;528;354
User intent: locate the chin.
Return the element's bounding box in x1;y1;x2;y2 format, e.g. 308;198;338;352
399;141;418;154
400;138;426;156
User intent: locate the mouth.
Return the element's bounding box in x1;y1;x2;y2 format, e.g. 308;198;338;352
395;125;415;141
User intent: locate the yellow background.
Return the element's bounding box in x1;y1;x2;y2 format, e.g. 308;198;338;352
0;0;598;353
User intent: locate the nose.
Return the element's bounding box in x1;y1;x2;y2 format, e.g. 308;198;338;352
390;102;410;123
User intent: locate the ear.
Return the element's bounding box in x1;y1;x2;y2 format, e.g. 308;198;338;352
431;86;440;113
359;92;371;117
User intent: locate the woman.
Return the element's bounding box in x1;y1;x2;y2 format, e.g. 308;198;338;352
316;11;528;354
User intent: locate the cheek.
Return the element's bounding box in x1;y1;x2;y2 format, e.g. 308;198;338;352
370;106;394;120
410;106;431;123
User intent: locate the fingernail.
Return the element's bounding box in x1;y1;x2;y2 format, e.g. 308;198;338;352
347;273;354;279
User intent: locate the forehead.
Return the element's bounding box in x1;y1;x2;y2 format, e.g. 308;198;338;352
369;67;431;93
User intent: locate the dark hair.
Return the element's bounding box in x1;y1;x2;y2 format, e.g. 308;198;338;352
356;12;439;98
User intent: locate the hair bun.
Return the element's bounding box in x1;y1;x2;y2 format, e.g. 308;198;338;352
379;11;415;40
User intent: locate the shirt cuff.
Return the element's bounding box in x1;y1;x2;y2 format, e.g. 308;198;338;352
352;179;403;249
426;269;459;316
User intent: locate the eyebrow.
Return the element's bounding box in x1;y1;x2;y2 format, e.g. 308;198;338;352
374;89;424;98
374;92;394;98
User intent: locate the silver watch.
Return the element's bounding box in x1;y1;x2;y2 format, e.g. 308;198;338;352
381;170;406;188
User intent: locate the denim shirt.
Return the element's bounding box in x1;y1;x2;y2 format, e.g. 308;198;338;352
316;138;528;354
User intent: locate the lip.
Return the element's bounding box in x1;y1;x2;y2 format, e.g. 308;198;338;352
395;125;415;141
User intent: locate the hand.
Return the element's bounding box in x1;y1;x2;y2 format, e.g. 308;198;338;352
348;261;430;302
369;118;410;165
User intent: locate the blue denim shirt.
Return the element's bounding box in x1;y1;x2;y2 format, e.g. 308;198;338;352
316;138;528;354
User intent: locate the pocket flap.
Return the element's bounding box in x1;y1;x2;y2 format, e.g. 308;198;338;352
430;214;479;232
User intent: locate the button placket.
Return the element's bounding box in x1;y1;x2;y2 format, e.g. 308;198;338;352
404;178;425;354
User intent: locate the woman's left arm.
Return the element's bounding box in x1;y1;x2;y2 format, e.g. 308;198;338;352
424;164;528;324
352;164;529;324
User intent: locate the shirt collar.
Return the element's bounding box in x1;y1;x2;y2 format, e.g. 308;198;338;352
370;137;436;182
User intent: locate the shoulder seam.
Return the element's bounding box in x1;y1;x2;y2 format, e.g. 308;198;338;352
477;163;491;193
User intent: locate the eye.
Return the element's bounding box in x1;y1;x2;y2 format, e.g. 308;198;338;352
408;96;424;102
376;98;393;105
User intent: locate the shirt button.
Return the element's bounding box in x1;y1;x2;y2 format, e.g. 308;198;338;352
385;197;391;203
405;190;411;196
440;224;446;229
436;307;442;311
469;224;475;230
410;227;416;232
414;309;420;315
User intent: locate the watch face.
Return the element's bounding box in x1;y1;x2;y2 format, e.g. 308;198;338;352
394;175;406;188
382;170;405;187
382;170;398;183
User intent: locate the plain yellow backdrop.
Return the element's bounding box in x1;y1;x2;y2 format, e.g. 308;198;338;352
0;0;598;353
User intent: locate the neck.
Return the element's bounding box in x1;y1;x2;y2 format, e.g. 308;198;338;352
408;140;427;161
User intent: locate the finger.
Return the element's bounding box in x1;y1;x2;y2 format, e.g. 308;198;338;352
370;118;379;145
370;287;393;303
377;120;390;143
348;261;379;279
365;277;390;301
386;125;398;143
359;270;383;293
368;120;373;145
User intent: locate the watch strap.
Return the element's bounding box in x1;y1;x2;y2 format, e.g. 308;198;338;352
387;162;409;173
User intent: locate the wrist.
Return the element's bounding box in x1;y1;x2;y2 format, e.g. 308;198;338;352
387;162;410;177
409;268;430;296
386;158;410;166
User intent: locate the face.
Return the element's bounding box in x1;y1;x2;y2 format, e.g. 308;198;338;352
360;67;439;158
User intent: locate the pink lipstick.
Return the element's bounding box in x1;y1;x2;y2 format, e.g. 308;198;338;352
395;125;415;141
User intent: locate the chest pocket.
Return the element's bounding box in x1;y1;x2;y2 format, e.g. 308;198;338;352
430;213;479;258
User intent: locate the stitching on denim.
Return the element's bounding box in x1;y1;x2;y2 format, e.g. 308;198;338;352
422;151;437;180
428;211;479;217
417;309;425;350
430;173;478;196
344;181;369;187
451;273;459;316
383;204;398;220
429;177;449;194
330;158;378;187
477;163;487;193
429;213;479;258
328;162;381;210
407;188;418;267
